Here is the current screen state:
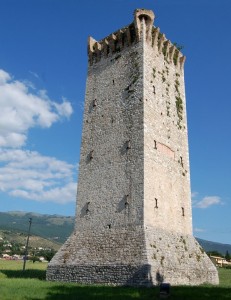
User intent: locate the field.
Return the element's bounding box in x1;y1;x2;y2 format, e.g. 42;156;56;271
0;260;231;300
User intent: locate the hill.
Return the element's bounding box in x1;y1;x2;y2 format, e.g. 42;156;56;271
0;211;74;244
0;211;230;256
196;238;231;256
0;229;61;251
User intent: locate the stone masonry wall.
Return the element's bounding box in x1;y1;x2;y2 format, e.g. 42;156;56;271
143;21;192;234
75;41;144;232
47;226;218;285
144;227;218;285
47;226;151;286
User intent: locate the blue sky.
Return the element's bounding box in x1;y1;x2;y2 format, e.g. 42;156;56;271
0;0;230;244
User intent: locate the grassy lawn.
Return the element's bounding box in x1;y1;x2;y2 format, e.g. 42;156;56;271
0;260;231;299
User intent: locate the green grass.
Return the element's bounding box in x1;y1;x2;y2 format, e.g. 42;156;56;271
0;260;231;299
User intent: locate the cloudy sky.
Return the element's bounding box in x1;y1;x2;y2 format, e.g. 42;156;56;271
0;0;230;244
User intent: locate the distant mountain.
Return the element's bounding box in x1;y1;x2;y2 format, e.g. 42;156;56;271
196;237;231;256
0;211;230;256
0;211;74;244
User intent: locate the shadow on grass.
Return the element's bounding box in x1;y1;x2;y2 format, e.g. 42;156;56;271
35;285;231;300
1;269;231;300
37;285;157;300
171;286;231;300
1;269;46;280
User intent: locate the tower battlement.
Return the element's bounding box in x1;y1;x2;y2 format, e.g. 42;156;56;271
88;9;185;69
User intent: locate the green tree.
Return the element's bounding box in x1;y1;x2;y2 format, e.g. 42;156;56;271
31;255;40;263
37;248;56;262
0;242;4;255
11;242;22;255
44;249;56;262
225;250;230;261
207;251;224;257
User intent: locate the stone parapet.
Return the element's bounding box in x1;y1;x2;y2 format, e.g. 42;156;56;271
88;9;185;69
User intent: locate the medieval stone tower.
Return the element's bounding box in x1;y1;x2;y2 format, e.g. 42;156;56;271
47;9;218;286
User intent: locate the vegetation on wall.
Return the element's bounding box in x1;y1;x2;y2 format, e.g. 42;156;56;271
175;76;183;129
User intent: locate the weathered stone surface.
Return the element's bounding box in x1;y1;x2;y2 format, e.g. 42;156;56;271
47;8;219;286
47;227;217;285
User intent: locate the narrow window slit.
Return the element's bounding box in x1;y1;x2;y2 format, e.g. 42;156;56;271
155;198;158;208
125;194;129;208
86;202;90;214
93;99;97;107
126;140;131;150
89;150;94;160
154;140;157;149
182;207;185;216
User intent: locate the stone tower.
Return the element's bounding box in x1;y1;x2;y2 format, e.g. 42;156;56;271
47;9;218;286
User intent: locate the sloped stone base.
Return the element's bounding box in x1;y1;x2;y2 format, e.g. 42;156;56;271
144;226;219;285
46;227;219;286
47;264;154;286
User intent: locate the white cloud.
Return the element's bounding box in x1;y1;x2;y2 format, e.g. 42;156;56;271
0;69;73;148
0;69;11;84
194;196;222;209
54;98;73;118
0;149;77;204
10;182;77;204
29;71;40;80
191;191;198;198
0;69;76;205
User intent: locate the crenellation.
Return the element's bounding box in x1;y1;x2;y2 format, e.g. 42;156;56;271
151;27;160;48
128;23;136;44
87;10;185;70
87;36;97;53
87;36;97;64
102;39;109;57
168;45;177;64
116;30;124;50
123;27;132;47
94;42;102;63
163;40;171;59
180;55;186;69
158;33;166;54
108;34;117;53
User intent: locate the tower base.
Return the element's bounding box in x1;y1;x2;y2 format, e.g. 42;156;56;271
46;226;219;286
